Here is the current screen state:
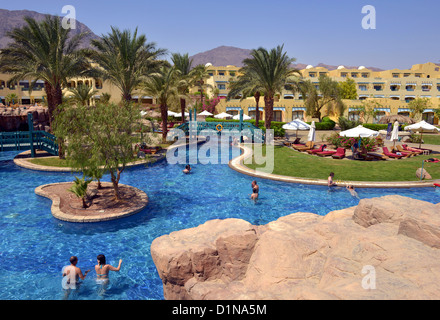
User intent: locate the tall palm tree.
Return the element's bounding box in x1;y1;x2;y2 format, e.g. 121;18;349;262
228;74;264;127
192;64;213;108
171;53;195;123
88;27;166;103
142;66;179;141
66;84;98;106
233;45;300;130
0;15;91;130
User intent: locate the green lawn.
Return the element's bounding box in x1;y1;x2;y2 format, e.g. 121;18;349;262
245;145;440;182
29;157;71;167
417;134;440;145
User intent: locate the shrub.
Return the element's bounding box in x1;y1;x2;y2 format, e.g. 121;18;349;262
362;123;388;131
338;116;362;131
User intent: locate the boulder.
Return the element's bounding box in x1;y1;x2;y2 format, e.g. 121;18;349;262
151;195;440;300
416;168;432;180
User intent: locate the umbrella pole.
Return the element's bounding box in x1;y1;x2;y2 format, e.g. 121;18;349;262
419;131;423;149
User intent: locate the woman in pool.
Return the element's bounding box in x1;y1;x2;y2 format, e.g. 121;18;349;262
251;180;259;201
95;254;122;284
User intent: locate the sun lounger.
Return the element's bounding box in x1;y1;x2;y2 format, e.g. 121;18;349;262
306;144;326;154
382;147;403;159
316;150;337;157
395;145;418;157
293;141;314;151
402;144;431;154
331;148;346;159
367;152;388;160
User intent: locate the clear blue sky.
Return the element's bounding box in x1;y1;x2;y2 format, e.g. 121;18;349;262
1;0;439;69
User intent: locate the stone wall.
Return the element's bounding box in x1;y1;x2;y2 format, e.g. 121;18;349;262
151;195;440;300
0;106;50;131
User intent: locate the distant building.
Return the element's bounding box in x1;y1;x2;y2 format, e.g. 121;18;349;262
1;62;439;124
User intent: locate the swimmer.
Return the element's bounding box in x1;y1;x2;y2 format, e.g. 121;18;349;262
183;164;191;174
328;172;337;187
95;254;122;282
346;185;359;198
250;180;259;201
62;256;90;299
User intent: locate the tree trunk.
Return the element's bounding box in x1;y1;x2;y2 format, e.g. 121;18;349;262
110;170;121;201
160;103;168;142
264;95;274;130
81;197;88;209
180;98;186;124
254;91;261;127
123;92;132;103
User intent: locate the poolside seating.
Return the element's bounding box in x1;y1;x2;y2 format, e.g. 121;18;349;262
395;145;419;157
365;152;388;160
382;147;403;159
316;149;337;157
284;137;302;147
402;144;431;154
306;144;326;154
293;141;314;151
331;148;346;159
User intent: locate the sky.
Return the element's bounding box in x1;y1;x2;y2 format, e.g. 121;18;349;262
1;0;439;69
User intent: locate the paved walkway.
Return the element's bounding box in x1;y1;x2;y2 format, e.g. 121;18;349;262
229;144;440;188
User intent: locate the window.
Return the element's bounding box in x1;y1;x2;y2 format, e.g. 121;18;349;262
392;73;399;78
229;72;235;76
218;84;226;90
359;85;367;91
351;73;358;78
341;73;347;77
309;72;316;77
373;85;383;91
292;111;304;120
361;73;370;78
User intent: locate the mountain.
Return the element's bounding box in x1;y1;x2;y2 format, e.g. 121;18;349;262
0;9;100;49
190;46;252;68
190;45;383;71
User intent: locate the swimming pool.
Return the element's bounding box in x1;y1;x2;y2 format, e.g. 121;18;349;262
0;145;439;300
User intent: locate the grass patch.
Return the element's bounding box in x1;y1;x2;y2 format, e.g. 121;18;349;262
245;145;440;182
416;134;440;145
29;157;70;167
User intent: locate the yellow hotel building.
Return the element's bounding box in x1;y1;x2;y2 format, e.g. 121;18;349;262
0;62;439;125
207;62;440;125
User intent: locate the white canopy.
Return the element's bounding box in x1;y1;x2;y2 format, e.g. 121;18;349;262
199;110;213;116
339;125;379;138
233;113;251;120
214;112;233;119
282;119;311;130
404;120;440;133
167;110;178;116
174;112;190;117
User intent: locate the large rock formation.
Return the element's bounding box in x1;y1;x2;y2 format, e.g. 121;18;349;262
151;195;440;300
0;106;50;131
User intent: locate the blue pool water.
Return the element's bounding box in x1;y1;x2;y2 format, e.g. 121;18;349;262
0;145;439;300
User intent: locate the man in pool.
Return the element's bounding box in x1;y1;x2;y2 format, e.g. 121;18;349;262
183;164;191;174
62;256;90;299
62;256;90;287
328;172;337;187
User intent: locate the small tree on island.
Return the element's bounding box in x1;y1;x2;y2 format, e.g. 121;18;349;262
53;102;142;201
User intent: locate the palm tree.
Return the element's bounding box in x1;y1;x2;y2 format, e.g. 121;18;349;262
142;66;179;141
88;27;166;103
228;74;264;127
233;45;300;129
171;53;196;123
192;64;213;108
0;15;91;130
66;84;98;106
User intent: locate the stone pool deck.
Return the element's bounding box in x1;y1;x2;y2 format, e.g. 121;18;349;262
229;144;440;188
